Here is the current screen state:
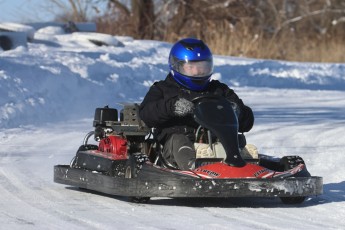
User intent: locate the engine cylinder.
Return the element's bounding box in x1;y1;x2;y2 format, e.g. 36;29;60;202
99;135;127;159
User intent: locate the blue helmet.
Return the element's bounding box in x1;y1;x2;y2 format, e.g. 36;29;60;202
169;38;213;91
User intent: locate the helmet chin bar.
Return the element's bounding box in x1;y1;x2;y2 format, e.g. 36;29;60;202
171;70;211;91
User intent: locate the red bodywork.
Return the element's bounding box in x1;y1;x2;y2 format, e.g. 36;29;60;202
192;162;304;179
95;135;304;179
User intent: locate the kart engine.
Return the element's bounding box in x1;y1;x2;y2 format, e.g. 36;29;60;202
92;106;128;159
98;135;127;158
91;105;149;159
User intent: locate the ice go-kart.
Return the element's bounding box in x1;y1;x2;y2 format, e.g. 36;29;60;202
54;95;323;204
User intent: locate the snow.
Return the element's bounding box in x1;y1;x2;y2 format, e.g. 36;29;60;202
1;23;345;229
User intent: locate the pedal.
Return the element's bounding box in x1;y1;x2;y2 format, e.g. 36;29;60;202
240;144;259;159
195;143;215;158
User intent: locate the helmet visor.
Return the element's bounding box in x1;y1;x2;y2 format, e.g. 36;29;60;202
172;58;213;78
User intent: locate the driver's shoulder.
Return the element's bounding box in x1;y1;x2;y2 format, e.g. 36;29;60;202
209;79;228;88
207;80;232;94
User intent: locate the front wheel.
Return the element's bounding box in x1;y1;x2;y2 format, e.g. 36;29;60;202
279;156;308;204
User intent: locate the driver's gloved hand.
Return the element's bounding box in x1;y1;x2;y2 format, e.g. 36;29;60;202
174;98;194;117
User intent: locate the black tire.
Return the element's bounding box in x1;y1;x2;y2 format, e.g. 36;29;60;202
0;35;12;51
280;155;311;176
279;156;309;204
280;196;306;205
129;196;151;203
71;144;98;168
125;153;150;203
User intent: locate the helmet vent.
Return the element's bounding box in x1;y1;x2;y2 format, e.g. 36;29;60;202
180;40;206;50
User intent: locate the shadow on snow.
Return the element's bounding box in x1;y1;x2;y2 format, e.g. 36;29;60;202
64;182;345;208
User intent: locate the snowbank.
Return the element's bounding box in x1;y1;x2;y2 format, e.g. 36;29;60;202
0;23;345;128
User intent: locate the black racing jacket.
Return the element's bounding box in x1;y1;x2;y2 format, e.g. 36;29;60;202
139;74;254;143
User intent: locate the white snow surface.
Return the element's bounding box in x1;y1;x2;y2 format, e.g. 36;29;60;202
1;25;345;229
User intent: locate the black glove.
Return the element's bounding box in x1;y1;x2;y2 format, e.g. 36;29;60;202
173;98;195;117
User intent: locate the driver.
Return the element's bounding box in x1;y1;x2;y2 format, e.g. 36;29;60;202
139;38;254;170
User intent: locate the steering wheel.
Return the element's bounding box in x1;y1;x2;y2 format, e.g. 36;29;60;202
191;94;223;104
191;94;226;144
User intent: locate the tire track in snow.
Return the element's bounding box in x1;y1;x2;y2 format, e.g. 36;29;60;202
0;166;102;229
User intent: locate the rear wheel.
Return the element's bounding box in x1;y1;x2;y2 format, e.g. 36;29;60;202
280;196;306;204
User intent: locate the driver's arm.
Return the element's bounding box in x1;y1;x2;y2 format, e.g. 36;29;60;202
139;83;177;128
